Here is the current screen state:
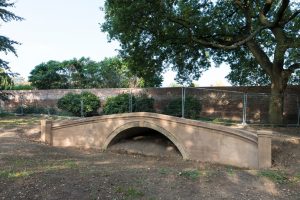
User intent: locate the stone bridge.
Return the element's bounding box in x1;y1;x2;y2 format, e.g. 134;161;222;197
41;112;271;169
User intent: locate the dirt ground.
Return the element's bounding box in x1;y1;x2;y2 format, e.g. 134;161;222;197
0;115;300;200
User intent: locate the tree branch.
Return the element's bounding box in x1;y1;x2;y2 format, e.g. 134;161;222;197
287;37;300;48
274;0;289;25
166;16;266;50
280;10;300;25
246;40;273;75
191;27;266;49
262;0;274;15
287;63;300;72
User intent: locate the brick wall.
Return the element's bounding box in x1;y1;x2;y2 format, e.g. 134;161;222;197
1;86;299;124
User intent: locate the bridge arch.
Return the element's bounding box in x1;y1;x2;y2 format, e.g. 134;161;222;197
103;121;188;159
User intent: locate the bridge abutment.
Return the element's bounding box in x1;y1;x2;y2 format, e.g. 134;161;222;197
257;130;272;169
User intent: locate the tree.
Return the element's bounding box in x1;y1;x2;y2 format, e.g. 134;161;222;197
29;57;148;89
97;57;145;88
226;60;300;86
0;0;23;73
0;68;13;89
102;0;300;124
0;0;23;100
29;61;69;89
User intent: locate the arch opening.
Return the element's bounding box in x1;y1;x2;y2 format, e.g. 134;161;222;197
107;127;182;158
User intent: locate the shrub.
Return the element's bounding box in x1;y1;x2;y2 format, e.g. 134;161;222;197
103;93;155;115
103;93;132;115
134;93;155;112
10;85;34;90
57;92;100;117
163;96;202;119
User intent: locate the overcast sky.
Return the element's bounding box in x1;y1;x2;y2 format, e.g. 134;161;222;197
1;0;230;87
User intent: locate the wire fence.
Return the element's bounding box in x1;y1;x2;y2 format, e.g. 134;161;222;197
0;87;299;126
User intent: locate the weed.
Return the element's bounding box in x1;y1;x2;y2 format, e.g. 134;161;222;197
258;170;288;184
63;160;78;169
179;169;200;180
0;170;31;179
158;168;171;175
116;186;144;199
291;172;300;183
226;167;235;176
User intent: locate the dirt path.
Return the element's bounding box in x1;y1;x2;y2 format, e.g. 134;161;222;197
0;117;300;199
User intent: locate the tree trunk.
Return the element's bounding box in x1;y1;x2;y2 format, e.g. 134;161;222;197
269;75;287;125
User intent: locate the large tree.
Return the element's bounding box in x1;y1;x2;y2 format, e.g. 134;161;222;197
0;0;23;73
102;0;300;124
0;0;23;100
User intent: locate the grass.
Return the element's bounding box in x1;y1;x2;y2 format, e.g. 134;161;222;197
258;170;288;184
116;186;144;199
0;116;41;126
0;170;31;179
179;169;201;180
226;167;235;176
158;167;171;175
43;160;78;171
291;172;300;183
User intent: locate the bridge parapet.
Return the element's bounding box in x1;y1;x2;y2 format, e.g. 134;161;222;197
41;112;271;169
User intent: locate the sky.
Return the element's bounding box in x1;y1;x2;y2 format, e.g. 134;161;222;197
1;0;231;87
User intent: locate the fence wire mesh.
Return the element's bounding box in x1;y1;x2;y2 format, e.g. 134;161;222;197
0;88;299;126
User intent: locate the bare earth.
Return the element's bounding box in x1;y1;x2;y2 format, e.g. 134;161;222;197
0;116;300;200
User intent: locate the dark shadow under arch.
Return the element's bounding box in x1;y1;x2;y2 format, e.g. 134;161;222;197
103;121;188;159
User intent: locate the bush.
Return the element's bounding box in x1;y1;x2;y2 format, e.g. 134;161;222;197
10;85;34;90
103;93;132;115
103;93;155;115
57;92;100;117
163;96;202;119
134;93;155;112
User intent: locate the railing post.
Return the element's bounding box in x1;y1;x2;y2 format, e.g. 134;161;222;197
80;99;84;117
129;89;133;113
242;93;247;125
297;96;300;127
257;130;272;169
182;87;186;118
20;94;24;115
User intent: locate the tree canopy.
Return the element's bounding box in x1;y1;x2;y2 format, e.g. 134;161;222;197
29;57;147;89
0;0;23;100
102;0;300;124
0;0;23;72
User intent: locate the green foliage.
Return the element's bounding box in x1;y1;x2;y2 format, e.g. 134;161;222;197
0;68;13;89
102;0;300;85
10;85;34;90
134;93;155;112
164;96;201;119
29;57;149;89
179;169;200;181
103;93;155;115
103;93;132;115
258;170;289;184
57;92;100;117
0;170;31;179
116;186;144;199
29;60;69;89
0;0;23;73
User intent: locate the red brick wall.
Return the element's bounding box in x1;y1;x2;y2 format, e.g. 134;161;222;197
1;86;299;124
